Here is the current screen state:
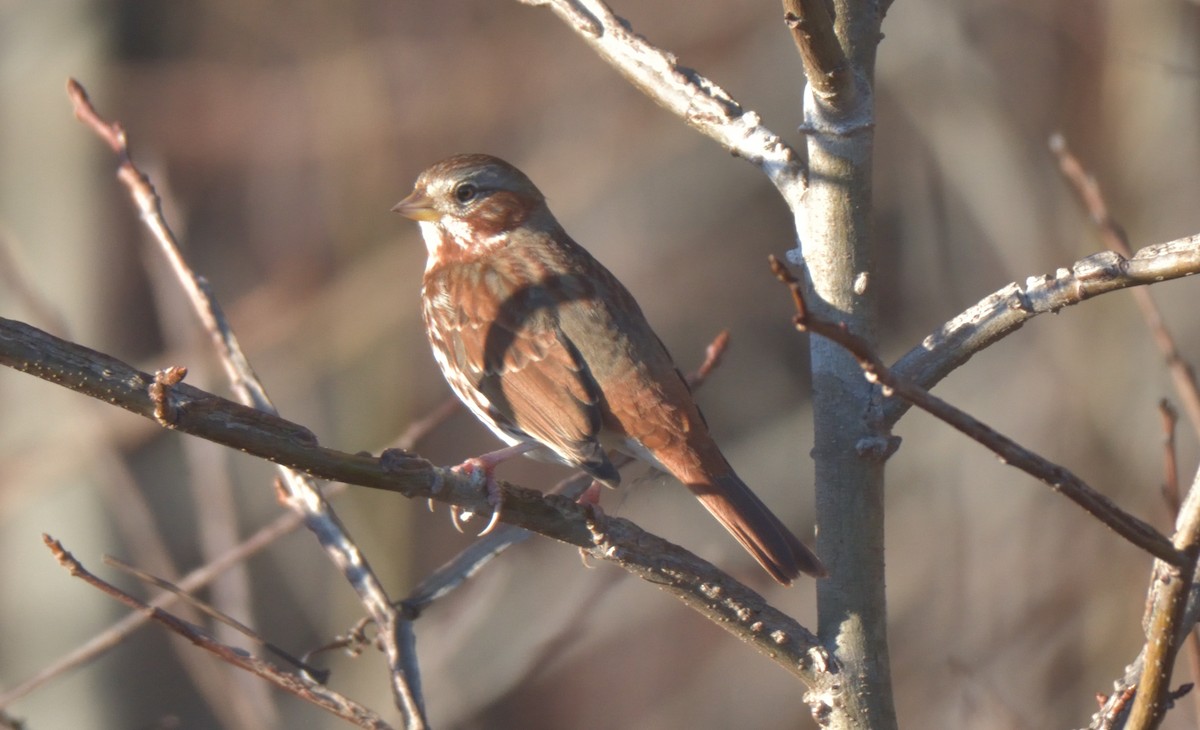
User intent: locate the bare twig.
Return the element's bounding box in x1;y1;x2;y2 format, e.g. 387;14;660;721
0;495;304;707
44;535;392;730
67;78;426;727
1051;134;1200;443
517;0;807;198
885;235;1200;429
92;445;270;728
0;317;831;684
769;256;1183;566
1160;401;1181;515
103;555;326;681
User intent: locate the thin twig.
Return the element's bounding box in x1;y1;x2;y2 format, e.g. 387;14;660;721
103;555;327;681
92;446;269;728
770;255;1184;566
67;78;427;728
1050;133;1200;443
44;535;392;730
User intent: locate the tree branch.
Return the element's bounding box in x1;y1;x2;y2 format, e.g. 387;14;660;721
0;317;832;687
770;257;1184;567
518;0;807;197
885;236;1200;429
43;535;392;730
1050;134;1200;444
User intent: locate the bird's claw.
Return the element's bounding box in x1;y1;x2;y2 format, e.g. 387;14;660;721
449;456;504;537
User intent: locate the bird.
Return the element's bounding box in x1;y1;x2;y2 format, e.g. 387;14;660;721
392;153;825;584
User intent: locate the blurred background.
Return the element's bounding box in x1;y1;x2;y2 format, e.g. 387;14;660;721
1;0;1199;728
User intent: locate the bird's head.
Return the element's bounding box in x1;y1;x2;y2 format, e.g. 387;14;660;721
393;154;551;267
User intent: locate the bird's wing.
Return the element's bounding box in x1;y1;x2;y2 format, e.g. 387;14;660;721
432;267;619;486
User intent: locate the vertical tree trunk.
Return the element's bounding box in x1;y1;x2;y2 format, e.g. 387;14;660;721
787;0;898;726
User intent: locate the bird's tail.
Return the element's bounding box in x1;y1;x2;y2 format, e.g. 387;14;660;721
687;473;826;585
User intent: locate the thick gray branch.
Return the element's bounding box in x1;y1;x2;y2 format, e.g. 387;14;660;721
886;237;1200;428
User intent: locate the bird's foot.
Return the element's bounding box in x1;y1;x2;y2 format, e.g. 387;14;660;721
576;479;605;508
577;483;612;567
449;443;538;536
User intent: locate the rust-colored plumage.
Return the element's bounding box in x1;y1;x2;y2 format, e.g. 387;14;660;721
394;154;825;584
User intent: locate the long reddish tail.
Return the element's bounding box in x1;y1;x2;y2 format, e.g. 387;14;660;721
687;473;826;584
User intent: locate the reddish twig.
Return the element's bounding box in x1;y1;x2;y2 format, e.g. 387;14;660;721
44;535;391;729
1051;134;1200;443
1161;401;1182;515
769;255;1182;566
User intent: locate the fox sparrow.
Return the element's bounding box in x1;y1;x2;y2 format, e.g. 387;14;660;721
393;154;825;584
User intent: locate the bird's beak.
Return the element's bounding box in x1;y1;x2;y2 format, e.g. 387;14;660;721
391;190;439;221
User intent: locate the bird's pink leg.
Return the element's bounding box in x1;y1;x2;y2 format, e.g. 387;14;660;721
576;480;605;508
451;442;538;535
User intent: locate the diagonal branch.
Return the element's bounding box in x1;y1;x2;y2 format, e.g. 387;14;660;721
44;536;392;730
770;257;1184;567
518;0;806;198
0;317;831;686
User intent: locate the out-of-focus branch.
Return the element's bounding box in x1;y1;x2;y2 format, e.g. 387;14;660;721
770;257;1184;567
885;236;1200;428
44;536;392;730
1050;134;1200;444
0;231;70;337
0;395;452;710
67;78;427;728
0;317;831;685
517;0;807;199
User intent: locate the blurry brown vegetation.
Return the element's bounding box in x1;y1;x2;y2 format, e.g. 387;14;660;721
1;1;1199;728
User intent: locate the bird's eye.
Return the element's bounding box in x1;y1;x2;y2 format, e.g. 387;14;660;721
454;183;478;204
